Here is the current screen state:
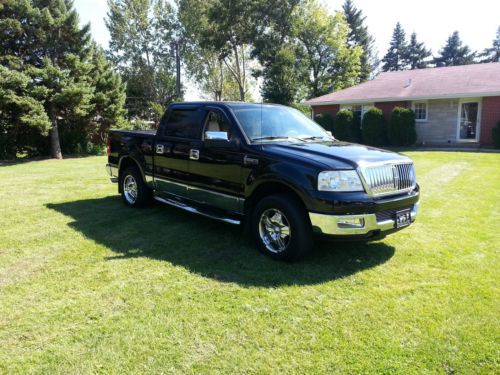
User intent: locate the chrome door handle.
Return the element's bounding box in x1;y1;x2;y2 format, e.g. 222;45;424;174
156;144;164;154
189;149;200;160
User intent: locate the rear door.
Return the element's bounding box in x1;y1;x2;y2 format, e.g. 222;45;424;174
153;106;205;199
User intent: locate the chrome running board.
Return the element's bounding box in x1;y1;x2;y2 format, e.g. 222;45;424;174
154;196;241;225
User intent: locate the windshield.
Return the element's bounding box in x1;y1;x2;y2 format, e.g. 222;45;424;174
232;105;332;142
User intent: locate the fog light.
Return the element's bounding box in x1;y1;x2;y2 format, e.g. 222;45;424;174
337;217;365;228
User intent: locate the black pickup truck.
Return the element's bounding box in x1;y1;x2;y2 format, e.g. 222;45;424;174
106;102;419;260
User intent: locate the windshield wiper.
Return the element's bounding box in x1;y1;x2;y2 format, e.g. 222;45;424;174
252;136;306;142
298;136;331;141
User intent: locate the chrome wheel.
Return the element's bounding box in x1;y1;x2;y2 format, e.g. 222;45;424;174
123;174;138;204
258;208;291;253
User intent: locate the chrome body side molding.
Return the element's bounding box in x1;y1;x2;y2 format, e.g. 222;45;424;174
154;177;244;214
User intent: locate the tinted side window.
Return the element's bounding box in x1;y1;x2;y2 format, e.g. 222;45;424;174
163;109;203;139
203;110;233;139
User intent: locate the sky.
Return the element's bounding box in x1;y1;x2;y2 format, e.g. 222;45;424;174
74;0;500;100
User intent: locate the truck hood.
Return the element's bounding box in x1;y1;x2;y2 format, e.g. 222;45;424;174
262;140;411;169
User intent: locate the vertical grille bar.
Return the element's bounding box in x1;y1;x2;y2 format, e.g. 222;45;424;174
363;163;415;196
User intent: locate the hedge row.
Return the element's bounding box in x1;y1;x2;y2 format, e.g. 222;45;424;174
314;106;417;147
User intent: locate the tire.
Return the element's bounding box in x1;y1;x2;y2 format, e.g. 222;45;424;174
252;194;313;261
120;166;152;208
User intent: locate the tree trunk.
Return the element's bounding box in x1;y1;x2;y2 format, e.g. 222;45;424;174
50;116;62;159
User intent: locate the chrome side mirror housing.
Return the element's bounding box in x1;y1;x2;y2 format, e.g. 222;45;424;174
205;131;229;141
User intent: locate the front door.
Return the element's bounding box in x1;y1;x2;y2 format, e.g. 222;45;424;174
458;100;480;141
187;108;245;214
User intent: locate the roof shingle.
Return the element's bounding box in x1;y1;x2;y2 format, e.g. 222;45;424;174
305;62;500;105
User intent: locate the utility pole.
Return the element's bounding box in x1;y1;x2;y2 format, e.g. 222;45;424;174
175;40;181;98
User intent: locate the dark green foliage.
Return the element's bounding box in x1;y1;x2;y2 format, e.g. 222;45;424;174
0;0;126;159
314;113;334;132
433;31;476;67
405;32;431;69
492;121;500;149
382;23;407;72
0;65;51;158
361;107;386;146
388;107;417;146
334;109;360;142
479;26;500;63
342;0;377;81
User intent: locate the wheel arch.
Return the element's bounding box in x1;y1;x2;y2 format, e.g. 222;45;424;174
118;156;146;193
245;180;308;216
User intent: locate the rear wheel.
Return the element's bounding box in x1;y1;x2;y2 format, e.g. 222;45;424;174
120;167;151;207
252;194;313;261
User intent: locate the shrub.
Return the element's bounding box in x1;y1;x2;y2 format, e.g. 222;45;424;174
314;113;334;132
388;107;417;146
492;121;500;149
334;109;360;142
291;103;310;116
361;108;386;146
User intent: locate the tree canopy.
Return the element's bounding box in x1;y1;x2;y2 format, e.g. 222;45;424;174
479;26;500;63
404;32;431;69
0;0;126;159
433;31;475;67
382;23;408;71
342;0;377;81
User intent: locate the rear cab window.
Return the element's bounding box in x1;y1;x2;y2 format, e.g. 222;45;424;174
162;107;205;139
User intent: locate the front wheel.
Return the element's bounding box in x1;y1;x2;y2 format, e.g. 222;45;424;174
120;167;151;207
252;194;313;261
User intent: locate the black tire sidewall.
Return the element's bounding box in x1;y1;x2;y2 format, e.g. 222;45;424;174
252;194;313;261
120;167;149;208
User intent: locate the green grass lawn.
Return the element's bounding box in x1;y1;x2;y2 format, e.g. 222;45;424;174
0;152;498;374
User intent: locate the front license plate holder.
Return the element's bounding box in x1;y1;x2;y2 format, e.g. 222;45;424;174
395;209;411;228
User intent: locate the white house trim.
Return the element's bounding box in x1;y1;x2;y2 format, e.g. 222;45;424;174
411;100;428;122
304;91;500;106
456;97;482;143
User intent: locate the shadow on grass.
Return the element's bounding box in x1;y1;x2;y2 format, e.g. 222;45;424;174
47;196;395;287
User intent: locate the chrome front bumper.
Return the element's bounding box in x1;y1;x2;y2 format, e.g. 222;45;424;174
309;202;419;236
106;163;119;182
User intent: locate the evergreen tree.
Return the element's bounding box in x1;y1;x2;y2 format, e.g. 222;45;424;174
342;0;377;81
479;26;500;63
404;32;431;69
433;31;475;67
0;0;126;159
382;23;407;71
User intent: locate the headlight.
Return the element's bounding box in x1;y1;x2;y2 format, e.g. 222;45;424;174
318;170;364;192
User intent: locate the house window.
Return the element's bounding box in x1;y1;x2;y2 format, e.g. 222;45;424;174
341;104;373;123
413;102;427;121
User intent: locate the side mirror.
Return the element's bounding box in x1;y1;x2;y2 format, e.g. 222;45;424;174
204;131;234;149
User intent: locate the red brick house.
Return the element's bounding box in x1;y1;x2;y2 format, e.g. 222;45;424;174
304;63;500;147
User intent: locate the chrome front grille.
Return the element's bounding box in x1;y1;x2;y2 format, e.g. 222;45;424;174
361;163;416;196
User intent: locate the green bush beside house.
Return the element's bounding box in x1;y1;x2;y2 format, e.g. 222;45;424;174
361;107;386;146
334;109;361;142
388;107;417;146
492;121;500;149
314;113;335;132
